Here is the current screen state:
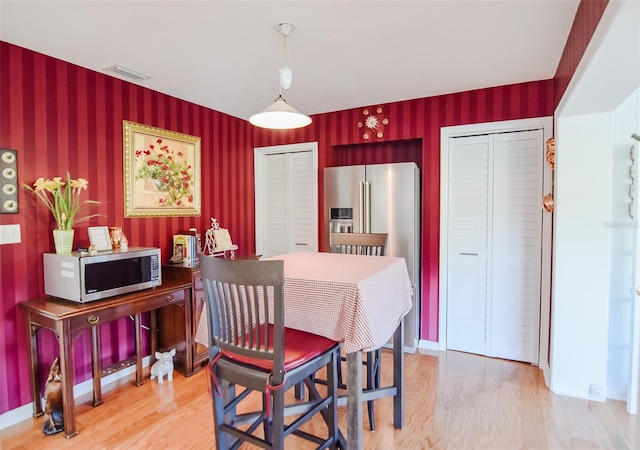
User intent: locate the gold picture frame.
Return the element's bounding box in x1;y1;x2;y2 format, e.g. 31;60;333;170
123;120;201;217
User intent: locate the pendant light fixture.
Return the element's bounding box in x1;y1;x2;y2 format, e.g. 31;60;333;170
249;23;312;130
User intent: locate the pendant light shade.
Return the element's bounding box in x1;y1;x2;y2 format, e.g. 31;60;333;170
249;23;312;130
249;95;312;129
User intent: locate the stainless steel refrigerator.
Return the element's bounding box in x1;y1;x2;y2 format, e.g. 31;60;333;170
324;162;420;351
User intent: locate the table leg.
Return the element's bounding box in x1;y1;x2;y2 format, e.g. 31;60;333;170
346;351;363;450
57;321;77;438
393;319;404;429
184;287;194;376
150;309;157;360
134;313;144;386
90;325;103;406
25;316;43;418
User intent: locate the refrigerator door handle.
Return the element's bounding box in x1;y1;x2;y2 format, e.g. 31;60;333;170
363;181;371;233
359;182;366;232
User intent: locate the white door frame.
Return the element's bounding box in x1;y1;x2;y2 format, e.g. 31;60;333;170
439;117;553;384
629;138;640;413
254;142;319;257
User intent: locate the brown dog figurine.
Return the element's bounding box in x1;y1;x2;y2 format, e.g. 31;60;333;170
42;357;63;435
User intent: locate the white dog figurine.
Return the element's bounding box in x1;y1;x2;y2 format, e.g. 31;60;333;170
150;348;176;383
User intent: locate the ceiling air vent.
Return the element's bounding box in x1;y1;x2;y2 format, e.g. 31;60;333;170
104;64;151;81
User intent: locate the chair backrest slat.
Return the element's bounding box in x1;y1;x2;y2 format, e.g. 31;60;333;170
200;256;285;381
329;232;388;256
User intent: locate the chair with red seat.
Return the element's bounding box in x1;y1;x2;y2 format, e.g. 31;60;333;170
199;255;341;450
329;232;388;431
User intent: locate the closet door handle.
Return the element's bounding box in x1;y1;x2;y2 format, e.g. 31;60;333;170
459;252;479;256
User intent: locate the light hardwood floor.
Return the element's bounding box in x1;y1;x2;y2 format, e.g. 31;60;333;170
3;349;640;449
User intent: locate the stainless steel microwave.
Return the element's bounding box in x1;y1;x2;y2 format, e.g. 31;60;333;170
43;247;161;303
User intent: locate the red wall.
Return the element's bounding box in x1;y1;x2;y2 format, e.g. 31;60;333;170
553;0;609;106
0;42;256;413
1;0;608;414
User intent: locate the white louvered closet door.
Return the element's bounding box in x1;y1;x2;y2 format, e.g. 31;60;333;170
262;153;288;257
287;151;316;253
260;150;316;258
490;131;543;363
446;130;543;364
446;135;491;356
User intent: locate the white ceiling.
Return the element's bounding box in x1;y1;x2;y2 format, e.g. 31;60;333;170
0;0;580;122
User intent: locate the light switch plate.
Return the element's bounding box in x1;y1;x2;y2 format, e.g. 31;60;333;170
0;224;21;244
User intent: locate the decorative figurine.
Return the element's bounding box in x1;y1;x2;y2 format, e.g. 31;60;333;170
42;357;63;435
88;244;98;255
169;243;184;264
109;226;126;249
150;348;176;384
203;217;237;258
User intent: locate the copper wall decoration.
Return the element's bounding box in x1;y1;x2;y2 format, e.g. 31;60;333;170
545;137;555;169
543;137;555;213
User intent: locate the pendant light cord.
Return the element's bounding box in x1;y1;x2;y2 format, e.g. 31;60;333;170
278;29;288;96
280;29;287;70
279;32;283;96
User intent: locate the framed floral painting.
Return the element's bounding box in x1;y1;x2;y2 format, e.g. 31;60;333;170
123;121;201;217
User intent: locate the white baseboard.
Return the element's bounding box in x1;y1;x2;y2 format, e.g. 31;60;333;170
417;339;440;351
540;358;551;389
607;385;626;401
0;356;151;430
0;403;34;430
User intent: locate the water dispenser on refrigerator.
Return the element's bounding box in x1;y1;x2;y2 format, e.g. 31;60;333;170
329;208;354;233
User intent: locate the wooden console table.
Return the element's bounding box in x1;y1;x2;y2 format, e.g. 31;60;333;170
160;264;208;376
19;279;191;439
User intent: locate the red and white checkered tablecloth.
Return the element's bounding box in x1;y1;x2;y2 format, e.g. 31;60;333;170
195;252;413;353
269;252;413;353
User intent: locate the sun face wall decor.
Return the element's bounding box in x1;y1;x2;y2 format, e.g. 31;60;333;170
356;107;389;140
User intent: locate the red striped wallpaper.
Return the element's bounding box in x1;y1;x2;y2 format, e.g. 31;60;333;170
554;0;609;107
0;0;608;414
0;42;256;413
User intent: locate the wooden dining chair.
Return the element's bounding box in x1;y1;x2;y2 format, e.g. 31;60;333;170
199;255;341;450
329;232;388;256
329;232;388;431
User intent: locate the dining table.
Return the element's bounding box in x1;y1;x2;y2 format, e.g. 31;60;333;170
270;251;413;449
196;251;413;449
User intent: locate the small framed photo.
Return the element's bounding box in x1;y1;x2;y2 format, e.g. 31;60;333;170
87;226;112;251
123;120;201;217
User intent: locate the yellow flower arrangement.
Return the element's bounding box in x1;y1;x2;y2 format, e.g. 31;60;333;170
24;172;101;230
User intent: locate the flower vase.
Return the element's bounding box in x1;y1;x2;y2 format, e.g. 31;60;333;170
144;178;167;193
52;229;75;254
154;179;168;191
